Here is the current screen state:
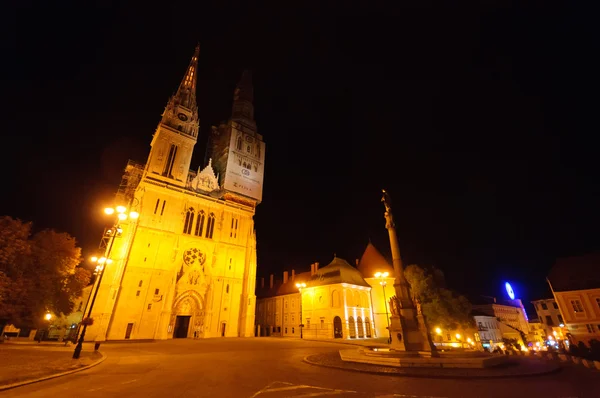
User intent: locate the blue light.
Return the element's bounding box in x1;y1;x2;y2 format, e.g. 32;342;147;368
505;282;515;300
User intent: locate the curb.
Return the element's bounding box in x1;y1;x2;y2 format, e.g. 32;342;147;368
0;351;107;391
302;355;562;379
301;338;388;348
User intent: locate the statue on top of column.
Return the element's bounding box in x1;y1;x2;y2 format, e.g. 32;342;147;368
381;189;395;228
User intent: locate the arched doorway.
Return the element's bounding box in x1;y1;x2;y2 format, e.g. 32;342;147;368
357;317;364;338
172;290;204;339
333;316;343;338
365;318;372;338
348;316;356;338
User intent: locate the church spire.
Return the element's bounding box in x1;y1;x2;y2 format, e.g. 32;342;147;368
173;44;200;110
231;70;255;129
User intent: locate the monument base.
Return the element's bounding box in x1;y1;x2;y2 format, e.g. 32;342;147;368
339;347;510;369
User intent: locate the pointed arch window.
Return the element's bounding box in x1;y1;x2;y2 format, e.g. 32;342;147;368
183;207;195;234
236;137;243;151
206;212;216;239
194;210;205;237
163;144;178;178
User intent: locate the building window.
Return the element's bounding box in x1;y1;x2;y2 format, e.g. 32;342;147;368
596;297;600;309
206;213;215;239
545;315;554;326
558;314;564;324
230;217;239;238
292;327;295;334
77;302;82;312
571;299;585;314
236;136;243;151
136;290;141;297
161;200;166;216
552;302;559;310
155;289;160;295
257;144;261;158
586;324;595;333
162;144;178;177
194;210;205;236
183;207;195;234
147;304;152;310
320;319;324;329
226;284;229;294
285;327;288;334
139;280;143;287
247;145;252;154
541;302;548;310
154;199;160;214
306;319;310;329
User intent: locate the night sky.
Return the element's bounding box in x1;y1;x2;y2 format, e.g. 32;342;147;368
3;4;598;310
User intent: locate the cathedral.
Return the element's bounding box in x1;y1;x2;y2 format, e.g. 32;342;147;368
85;45;265;340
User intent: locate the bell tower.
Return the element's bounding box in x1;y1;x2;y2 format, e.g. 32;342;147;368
145;45;200;186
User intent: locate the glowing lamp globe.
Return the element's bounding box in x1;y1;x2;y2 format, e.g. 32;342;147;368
505;282;515;300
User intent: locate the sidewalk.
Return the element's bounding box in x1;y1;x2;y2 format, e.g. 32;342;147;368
0;343;105;390
302;337;390;347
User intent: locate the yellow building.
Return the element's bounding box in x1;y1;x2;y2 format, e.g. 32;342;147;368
256;257;375;340
85;46;264;341
548;253;600;346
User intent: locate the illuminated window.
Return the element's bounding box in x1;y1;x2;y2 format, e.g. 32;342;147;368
206;213;215;239
183;207;195;234
194;210;205;236
571;300;585;314
236;137;242;151
162;144;178;178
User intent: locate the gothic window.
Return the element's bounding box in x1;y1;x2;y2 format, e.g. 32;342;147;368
138;280;143;287
162;144;178;178
194;210;205;237
243;162;247;169
246;145;251;154
236;136;242;151
205;212;215;239
332;290;340;308
230;217;239;238
226;284;229;293
161;200;166;216
154;199;160;214
183;207;195;234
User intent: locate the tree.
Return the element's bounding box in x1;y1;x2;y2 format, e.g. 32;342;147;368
0;216;91;331
404;264;473;331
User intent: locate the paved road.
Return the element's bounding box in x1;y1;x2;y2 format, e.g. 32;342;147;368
2;338;599;397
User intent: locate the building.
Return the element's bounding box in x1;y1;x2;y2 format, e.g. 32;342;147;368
548;253;600;346
472;297;530;347
473;312;503;350
84;46;265;341
527;320;547;348
256;256;374;340
531;298;565;337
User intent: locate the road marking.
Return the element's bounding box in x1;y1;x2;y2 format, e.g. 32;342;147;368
292;391;347;397
121;379;138;385
251;381;357;397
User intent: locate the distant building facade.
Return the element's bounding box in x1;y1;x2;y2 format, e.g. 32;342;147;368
473;313;503;349
531;298;565;337
472;298;530;346
548;253;600;345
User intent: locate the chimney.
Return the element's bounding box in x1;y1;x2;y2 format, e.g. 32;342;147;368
291;269;295;281
310;263;315;276
269;274;274;289
283;271;289;284
260;277;264;289
315;262;320;272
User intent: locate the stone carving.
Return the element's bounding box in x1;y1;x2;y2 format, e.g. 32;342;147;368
189;159;219;193
183;248;206;268
414;296;423;315
389;295;401;316
187;269;201;285
381;189;395;228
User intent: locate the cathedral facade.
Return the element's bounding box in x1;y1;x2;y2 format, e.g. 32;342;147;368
85;46;264;341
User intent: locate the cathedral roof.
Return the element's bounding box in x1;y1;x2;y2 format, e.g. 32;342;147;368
357;242;394;278
308;257;370;288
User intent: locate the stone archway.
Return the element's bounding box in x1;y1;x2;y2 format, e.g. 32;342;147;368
171;290;205;339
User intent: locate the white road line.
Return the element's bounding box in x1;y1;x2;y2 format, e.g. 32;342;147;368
120;379;138;385
292;391;348;397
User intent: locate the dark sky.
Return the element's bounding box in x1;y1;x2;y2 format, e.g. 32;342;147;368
2;3;598;310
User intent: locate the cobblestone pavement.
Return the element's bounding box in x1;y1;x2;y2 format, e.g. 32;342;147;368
1;338;599;398
0;343;101;387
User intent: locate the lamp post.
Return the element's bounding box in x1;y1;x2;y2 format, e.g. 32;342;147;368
72;205;138;359
296;282;306;339
374;272;391;344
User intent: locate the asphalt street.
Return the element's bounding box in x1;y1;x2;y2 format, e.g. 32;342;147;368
2;338;599;398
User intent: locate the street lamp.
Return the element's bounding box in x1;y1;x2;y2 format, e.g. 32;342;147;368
296;282;306;339
374;272;391;344
72;205;136;359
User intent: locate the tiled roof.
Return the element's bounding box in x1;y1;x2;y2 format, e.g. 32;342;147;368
548;252;600;292
308;256;371;288
357;242;394;278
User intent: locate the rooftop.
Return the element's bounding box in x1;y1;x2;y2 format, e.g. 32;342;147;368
356;242;394;278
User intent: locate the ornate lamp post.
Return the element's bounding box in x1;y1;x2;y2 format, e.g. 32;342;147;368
296;282;306;339
72;205;138;359
374;272;391;344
